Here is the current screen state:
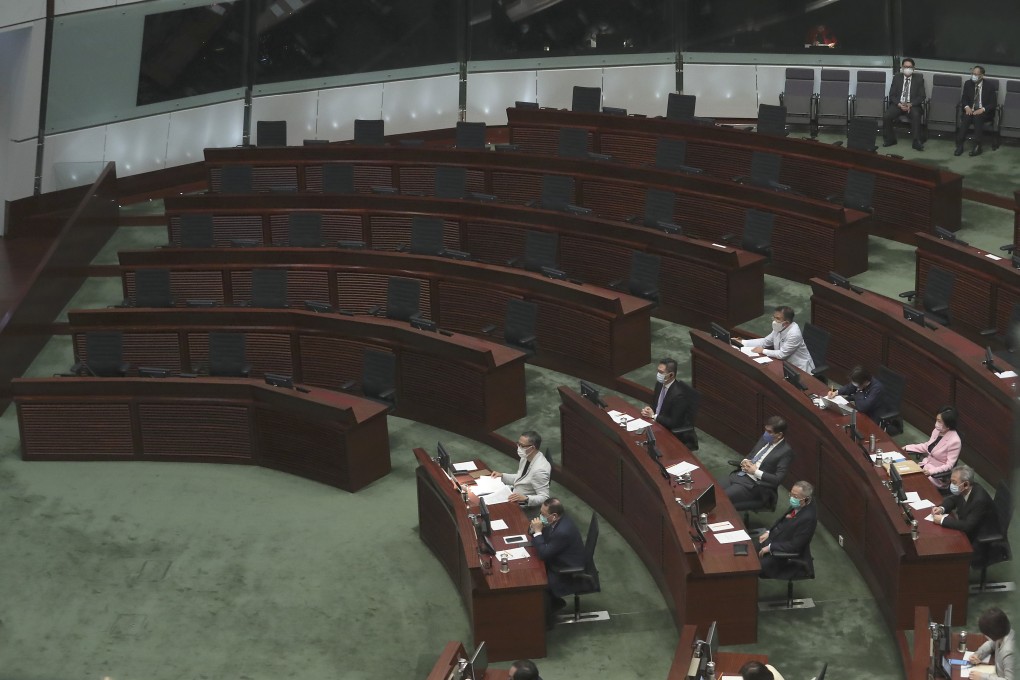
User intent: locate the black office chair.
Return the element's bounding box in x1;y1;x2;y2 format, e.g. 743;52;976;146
368;277;423;322
802;323;831;381
609;251;661;303
735;152;789;192
760;545;816;611
286;213;324;247
455;121;487;150
740;491;779;530
632;188;680;233
556;127;611;161
206;332;251;377
529;175;575;212
980;303;1020;367
972;481;1013;594
401;217;446;256
875;366;905;435
130;268;174;308
220;165;254;194
653;138;702;174
571;86;601;113
354;119;385;145
433;166;496;204
722;210;775;261
256;120;287;147
71;331;131;377
900;266;954;326
846;117;879;152
666;93;697;121
246;269;288;308
826;169;876;213
671;381;700;451
552;514;605;624
178;214;215;248
483;298;538;356
342;349;397;411
757;104;789;137
321;163;355;194
509;231;559;274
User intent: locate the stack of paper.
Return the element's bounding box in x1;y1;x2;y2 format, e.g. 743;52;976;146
909;499;935;511
739;346;757;357
666;460;699;477
708;521;734;532
625;418;653;432
715;529;752;544
829;395;850;407
606;410;633;425
996;369;1018;379
495;547;530;561
903;491;921;503
753;356;773;364
472;476;512;504
490;519;509;531
452;461;477;472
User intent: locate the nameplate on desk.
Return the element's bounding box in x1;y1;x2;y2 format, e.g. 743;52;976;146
995;370;1018;379
453;461;478;472
984;253;1003;261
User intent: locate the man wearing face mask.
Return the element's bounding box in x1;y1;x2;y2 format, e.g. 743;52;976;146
826;365;889;419
721;416;794;511
932;464;999;549
640;358;696;447
490;430;550;510
736;306;815;373
956;65;997;157
529;498;585;624
883;57;927;151
756;480;817;580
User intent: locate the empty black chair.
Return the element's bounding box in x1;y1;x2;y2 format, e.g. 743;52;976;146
552;514;603;624
207;332;250;377
802;323;831;380
571;86;601;113
354;119;385;145
723;210;775;261
287;213;324;247
247;269;288;308
484;299;538;355
981;303;1020;366
846;117;879;152
72;331;130;377
671;381;700;451
434;166;467;199
653;138;702;174
666;93;697;121
406;217;445;256
973;481;1013;593
178;214;214;248
900;266;954;326
558;127;590;159
360;349;397;409
455;121;486;149
321;163;355;194
375;277;422;322
610;251;661;303
511;231;559;273
220;165;253;194
535;175;574;211
742;152;783;188
757;104;789;136
827;170;875;212
256;120;287;147
133;268;173;307
640;188;676;229
875;366;905;435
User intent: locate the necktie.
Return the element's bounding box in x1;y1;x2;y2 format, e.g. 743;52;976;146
656;383;668;415
901;78;910;104
976;83;982;110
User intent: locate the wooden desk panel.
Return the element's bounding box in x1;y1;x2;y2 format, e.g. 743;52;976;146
667;624;770;680
558;388;760;644
690;330;972;632
809;278;1014;484
506;106;963;239
66;307;527;441
13;377;390;491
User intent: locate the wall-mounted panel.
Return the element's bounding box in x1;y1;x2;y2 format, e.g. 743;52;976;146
165;100;243;168
316;83;384;142
42;126;107;192
602;64;676;117
381;75;459;136
682;64;760;118
466;70;537;125
0;4;44;28
103;113;171;177
251;91;319;147
536;68;602;110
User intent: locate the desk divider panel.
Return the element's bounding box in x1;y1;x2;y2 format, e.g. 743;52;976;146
229;270;331;308
125;270;226;305
297;336;378;391
185;331;294;377
490;171;544;205
434;281;516;337
19;402;135;456
267;213;363;245
336;272;431;317
74;332;183;374
139;402;251;458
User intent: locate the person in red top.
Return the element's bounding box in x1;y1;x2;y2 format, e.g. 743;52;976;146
804;24;837;48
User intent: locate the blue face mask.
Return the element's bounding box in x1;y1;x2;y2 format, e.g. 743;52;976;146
949;482;961;495
789;497;802;509
762;431;774;444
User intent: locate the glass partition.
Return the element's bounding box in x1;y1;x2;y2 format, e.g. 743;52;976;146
901;1;1020;68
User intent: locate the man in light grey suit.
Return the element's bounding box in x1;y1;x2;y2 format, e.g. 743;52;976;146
738;305;815;374
967;607;1014;680
490;430;551;509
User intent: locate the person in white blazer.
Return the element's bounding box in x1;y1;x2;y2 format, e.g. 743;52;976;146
490;430;550;509
738;306;816;374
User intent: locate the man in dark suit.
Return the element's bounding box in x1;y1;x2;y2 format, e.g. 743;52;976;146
756;480;818;580
883;58;927;151
641;357;696;448
721;415;794;511
530;498;586;619
933;464;999;548
826;365;890;420
956;65;996;157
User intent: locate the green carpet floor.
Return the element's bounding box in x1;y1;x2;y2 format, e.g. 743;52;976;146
1;141;1019;679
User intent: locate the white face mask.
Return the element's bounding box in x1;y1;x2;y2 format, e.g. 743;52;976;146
656;371;666;384
971;74;981;82
771;320;784;333
902;67;914;76
517;446;528;458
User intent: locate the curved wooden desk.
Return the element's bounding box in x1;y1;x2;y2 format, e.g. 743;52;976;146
66;307;527;441
689;329;972;632
668;624;769;680
118;246;652;397
201;144;869;283
425;641;503;680
162;192;764;328
506;106;963;240
809;277;1014;484
413;448;547;663
13;377;390;491
557;387;760;644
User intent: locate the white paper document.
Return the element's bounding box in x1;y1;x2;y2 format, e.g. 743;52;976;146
985;253;1003;261
996;370;1018;379
606;410;633;425
711;243;728;249
910;499;935;511
903;491;921;503
472;475;502;493
715;529;752;544
708;521;735;532
829;395;850;406
753;356;773;364
495;547;530;561
489;519;509;531
481;486;513;505
452;461;477;472
666;460;699;477
721;676;743;680
625;418;653;432
739;346;757;357
924;513;937;523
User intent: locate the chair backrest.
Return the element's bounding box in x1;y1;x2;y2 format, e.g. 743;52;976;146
557;127;589;158
504;298;538;347
847;117;879;151
843;170;876;210
572;86;601;113
250;268;288;308
876;365;906;412
85;331;126;376
783;68;816;116
455;121;486;149
643;188;675;226
522;231;559;271
354;119;385;145
256;120;287;147
802;323;830;370
540;175;574;210
742;209;775;256
679;380;700;420
362;349;396;402
179;214;215;248
220;165;253;194
386;277;422;321
654;138;688;170
581;514;601;584
134;268;173;307
434;166;467;199
750;152;782;184
993;481;1013;534
853;71;888;119
208;332;248;377
928;74;964;125
818;70;850;119
410;217;445;256
923;266;955;319
1007;303;1020;352
321;163;355;194
666;93;697;121
757;104;788;136
628;251;661;301
515;100;539;109
1001;82;1020;131
287;212;323;247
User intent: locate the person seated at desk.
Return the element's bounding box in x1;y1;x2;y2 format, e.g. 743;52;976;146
931;464;999;549
826;365;889;419
966;607;1015;680
956;66;997;157
735;306;816;374
640;357;694;434
756;480;817;580
508;659;542;680
740;660;786;680
721;416;794;511
530;498;585;623
902;406;961;490
490;430;550;509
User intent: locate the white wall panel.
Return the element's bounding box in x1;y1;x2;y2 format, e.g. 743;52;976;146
537;68;602;110
6;138;37;201
316;83;383;142
165;99;243;168
104;113;170;177
381;75;458;136
55;0;120;14
0;3;44;29
602;64;675;117
251;91;319;146
683;64;759;118
42;126;107;192
466;70;537;125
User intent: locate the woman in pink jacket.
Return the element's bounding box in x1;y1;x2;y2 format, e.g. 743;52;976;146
903;406;961;489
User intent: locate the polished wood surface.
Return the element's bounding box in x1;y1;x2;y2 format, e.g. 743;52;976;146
118;246;653;396
809;277;1014;484
201;144;868;283
902;606;995;680
414;448;546;662
424;641;504;680
668;624;770;680
13;377;390;491
66;307;527;440
558;387;761;644
507;106;963;239
690;330;972;631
